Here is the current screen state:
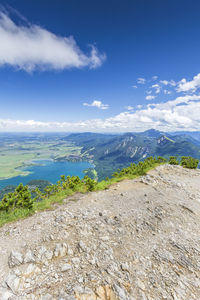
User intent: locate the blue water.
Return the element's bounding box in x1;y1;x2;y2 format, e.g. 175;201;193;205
0;160;93;190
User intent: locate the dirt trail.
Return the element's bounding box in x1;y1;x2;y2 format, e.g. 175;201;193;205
0;164;200;299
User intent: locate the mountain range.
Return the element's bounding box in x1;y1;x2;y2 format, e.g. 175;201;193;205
64;129;200;180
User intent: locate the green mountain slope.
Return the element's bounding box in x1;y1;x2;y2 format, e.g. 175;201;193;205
65;131;200;180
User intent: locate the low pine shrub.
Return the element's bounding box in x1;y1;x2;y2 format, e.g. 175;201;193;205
180;156;199;169
169;156;179;165
83;176;97;191
0;183;33;212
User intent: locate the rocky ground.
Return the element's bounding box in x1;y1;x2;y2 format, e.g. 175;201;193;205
0;164;200;300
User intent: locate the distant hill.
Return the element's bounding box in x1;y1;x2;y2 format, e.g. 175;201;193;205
170;131;200;144
65;130;200;180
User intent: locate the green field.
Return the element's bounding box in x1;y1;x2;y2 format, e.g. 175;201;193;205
0;134;84;179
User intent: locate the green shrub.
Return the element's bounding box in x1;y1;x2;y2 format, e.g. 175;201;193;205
169;156;179;165
180;156;199;169
157;156;167;163
83;176;97;191
32;187;44;202
111;156;166;179
0;183;33;212
66;176;81;191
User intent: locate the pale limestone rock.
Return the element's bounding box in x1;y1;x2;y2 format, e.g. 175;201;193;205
54;243;67;257
25;263;41;276
8;250;23;267
0;287;14;300
68;247;74;256
5;273;20;293
24;249;35;263
61;263;72;272
113;284;129;300
78;240;87;252
44;250;54;260
121;263;129;272
40;294;53;300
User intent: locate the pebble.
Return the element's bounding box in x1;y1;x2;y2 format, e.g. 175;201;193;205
61;263;72;272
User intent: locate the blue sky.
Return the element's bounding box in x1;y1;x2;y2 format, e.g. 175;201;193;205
0;0;200;132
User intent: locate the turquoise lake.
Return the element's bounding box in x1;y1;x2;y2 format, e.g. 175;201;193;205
0;160;93;190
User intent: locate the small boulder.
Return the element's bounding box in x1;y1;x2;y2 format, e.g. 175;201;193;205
8;250;23;268
24;249;35;263
113;284;129;300
5;273;20;293
61;263;72;272
0;287;14;300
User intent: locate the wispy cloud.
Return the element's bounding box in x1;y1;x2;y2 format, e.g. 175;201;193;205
83;100;109;110
160;80;176;87
160;80;169;85
125;106;134;111
164;89;171;95
0;11;106;72
152;84;161;94
146;95;156;100
137;77;146;84
146;90;152;95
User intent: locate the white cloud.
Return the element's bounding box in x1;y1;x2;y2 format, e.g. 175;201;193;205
152;84;161;94
83;100;109;110
176;73;200;93
148;94;200;110
160;80;176;87
132;85;137;88
1;94;200;132
160;80;169;85
152;83;160;89
137;77;146;84
152;76;158;80
0;12;106;72
146;90;152;94
125;106;134;111
164;89;171;95
146;95;156;100
155;88;161;94
170;80;176;87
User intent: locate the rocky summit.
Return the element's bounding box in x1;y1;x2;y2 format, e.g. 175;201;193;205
0;165;200;300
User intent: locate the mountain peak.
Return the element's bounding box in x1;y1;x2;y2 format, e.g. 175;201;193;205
142;129;164;137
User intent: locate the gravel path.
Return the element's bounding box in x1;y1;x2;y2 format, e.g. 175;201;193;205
0;164;200;299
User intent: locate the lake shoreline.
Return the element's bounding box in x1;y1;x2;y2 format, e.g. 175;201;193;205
0;160;94;190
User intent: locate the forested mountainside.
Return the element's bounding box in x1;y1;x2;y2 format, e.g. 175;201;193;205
65;130;200;180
